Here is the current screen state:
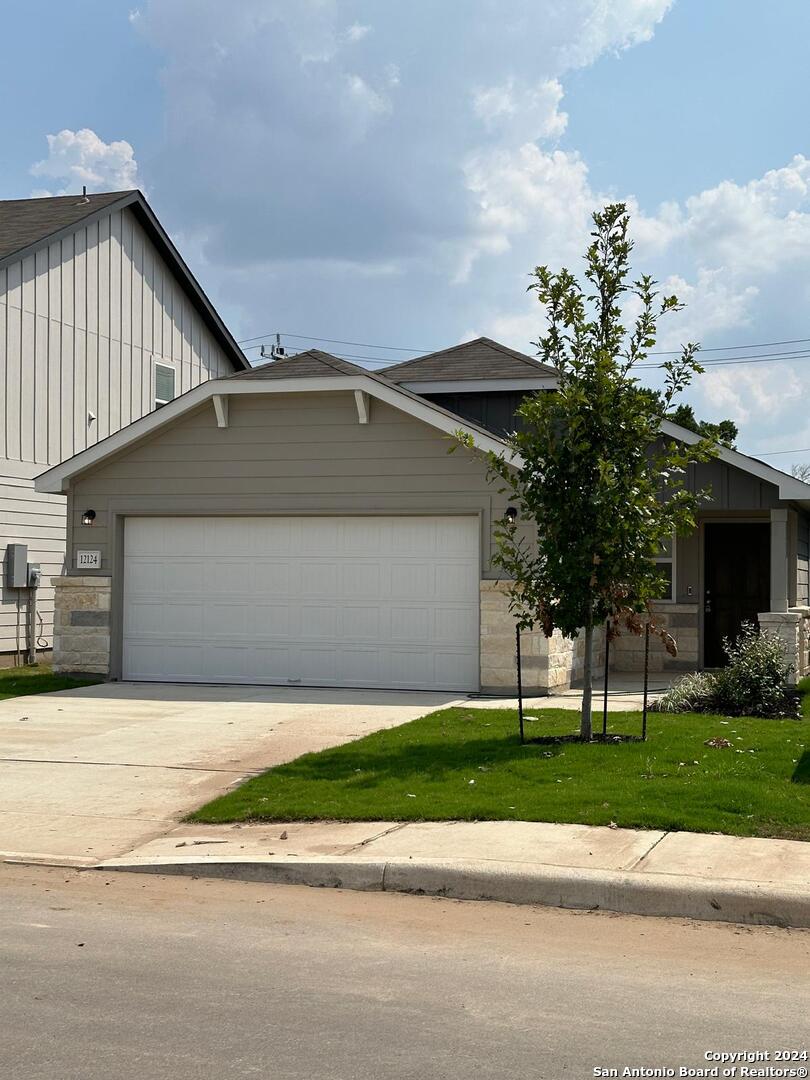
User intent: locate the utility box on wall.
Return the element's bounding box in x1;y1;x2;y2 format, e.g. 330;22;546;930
5;544;29;589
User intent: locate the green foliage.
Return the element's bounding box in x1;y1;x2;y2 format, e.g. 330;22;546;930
713;623;795;718
0;663;102;701
460;204;716;650
651;671;718;714
668;403;737;448
653;623;796;719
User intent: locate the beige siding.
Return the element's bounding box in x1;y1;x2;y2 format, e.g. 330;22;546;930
0;463;66;653
0;203;239;654
67;392;512;580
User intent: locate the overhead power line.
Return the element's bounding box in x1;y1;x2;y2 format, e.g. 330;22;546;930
238;331;430;352
239;330;810;372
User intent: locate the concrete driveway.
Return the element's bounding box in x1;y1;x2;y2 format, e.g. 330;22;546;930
0;682;460;866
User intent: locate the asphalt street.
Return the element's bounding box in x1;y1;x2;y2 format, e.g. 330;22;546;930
2;863;808;1080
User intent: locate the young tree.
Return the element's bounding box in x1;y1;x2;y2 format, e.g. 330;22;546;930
791;462;810;484
458;204;715;740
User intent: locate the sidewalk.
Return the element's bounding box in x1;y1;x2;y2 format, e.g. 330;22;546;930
466;673;679;711
98;818;810;929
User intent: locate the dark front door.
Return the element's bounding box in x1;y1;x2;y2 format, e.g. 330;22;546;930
703;523;770;667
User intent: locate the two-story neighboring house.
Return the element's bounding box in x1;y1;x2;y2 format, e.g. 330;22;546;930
0;190;248;662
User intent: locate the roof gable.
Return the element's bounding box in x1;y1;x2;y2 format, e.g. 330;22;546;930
384;336;556;383
0;189;249;371
229;349;369;380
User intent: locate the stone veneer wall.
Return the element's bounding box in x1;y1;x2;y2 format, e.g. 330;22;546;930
479;580;605;694
51;576;112;675
758;608;810;686
608;604;699;673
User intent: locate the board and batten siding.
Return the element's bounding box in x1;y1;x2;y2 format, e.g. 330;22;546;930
0;204;236;655
66;392;511;583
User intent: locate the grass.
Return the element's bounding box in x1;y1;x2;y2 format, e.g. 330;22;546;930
190;680;810;840
0;663;102;701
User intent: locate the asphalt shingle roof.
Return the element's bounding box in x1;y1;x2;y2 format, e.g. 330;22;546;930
383;336;556;382
0;191;134;261
229;350;370;379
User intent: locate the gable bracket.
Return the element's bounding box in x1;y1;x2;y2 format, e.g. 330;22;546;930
354;389;370;425
212;394;229;428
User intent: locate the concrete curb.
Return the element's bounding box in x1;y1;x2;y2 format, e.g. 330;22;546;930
94;855;810;929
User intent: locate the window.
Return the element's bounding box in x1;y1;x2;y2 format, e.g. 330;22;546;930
154;362;176;408
653;535;676;602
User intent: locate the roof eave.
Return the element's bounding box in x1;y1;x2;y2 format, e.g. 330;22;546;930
660;419;810;502
34;374;514;494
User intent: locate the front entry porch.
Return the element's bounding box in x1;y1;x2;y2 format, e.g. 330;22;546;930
611;508;810;684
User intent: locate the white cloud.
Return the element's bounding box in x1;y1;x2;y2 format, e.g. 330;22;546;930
458;143;595;281
700;364;804;426
472;78;567;143
345;22;371;43
553;0;675;69
30;129;140;195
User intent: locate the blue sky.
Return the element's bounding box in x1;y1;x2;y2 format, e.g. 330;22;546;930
2;1;810;466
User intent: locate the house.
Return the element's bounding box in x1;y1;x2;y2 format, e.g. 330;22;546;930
0;190;249;663
34;337;810;692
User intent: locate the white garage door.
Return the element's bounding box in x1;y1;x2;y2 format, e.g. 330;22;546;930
122;516;480;691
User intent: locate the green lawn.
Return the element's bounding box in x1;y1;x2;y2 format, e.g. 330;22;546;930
191;683;810;840
0;663;102;701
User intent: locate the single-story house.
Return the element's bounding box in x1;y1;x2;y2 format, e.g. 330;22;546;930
35;338;810;693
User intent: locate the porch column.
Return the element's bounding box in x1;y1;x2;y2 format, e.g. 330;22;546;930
770;509;789;613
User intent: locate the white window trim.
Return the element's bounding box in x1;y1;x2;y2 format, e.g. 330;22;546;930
154;360;177;408
653;534;676;603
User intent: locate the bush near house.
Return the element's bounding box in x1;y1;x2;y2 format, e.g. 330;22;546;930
653;624;796;718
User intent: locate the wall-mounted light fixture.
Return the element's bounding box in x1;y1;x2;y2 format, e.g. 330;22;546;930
81;509;96;526
505;506;518;524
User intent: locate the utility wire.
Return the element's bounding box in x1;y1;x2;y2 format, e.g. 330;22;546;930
755;447;810;457
238;331;430;352
240;330;810;371
238;328;810;356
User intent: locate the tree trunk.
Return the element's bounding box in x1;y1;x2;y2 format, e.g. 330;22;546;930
580;623;594;742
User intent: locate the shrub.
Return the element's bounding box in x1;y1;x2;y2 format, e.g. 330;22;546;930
651;671;718;714
712;622;794;718
651;622;797;718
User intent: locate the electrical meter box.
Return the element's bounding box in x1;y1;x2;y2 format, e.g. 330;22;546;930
27;564;42;589
6;544;28;588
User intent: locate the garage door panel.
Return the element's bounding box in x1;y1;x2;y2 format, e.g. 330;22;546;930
389;562;432;599
343;561;381;598
253;560;298;594
252;602;293;638
435;563;480;601
123;516;479;691
252;646;293;680
437;517;480;556
434;651;479;689
339;606;380;640
299;561;340;598
300;605;339;640
390;606;430;643
167;561;207;596
124;558;164;595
